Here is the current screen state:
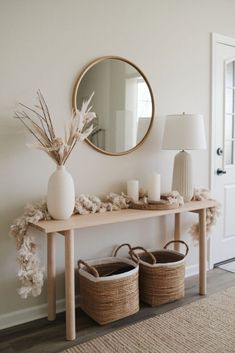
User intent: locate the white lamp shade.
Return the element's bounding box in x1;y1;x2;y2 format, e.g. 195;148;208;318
162;114;207;150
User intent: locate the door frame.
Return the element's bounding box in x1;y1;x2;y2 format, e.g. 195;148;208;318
210;33;235;268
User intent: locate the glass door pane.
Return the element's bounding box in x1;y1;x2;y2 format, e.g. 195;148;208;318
225;60;235;166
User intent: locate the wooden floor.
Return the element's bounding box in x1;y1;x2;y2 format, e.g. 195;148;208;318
1;268;235;353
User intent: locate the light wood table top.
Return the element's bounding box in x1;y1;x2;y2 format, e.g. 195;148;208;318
30;200;217;233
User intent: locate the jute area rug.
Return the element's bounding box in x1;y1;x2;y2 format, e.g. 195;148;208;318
63;287;235;353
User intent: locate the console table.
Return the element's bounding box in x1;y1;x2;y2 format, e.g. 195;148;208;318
30;199;217;341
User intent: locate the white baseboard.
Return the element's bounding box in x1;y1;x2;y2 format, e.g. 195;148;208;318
0;263;209;330
185;262;209;277
0;296;79;330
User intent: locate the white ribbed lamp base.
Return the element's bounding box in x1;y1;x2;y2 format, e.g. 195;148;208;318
172;150;193;202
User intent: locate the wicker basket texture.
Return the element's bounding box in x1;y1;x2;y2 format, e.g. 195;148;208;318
78;244;139;325
131;240;189;306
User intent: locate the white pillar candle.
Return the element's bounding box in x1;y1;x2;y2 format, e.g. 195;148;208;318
127;180;139;202
148;173;161;201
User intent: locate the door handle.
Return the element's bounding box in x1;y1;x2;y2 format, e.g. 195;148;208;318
217;168;227;175
217;147;223;156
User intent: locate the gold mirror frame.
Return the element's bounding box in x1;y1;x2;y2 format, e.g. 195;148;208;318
72;56;155;156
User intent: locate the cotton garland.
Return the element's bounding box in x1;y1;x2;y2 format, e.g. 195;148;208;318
189;188;220;241
10;193;129;299
10;189;219;299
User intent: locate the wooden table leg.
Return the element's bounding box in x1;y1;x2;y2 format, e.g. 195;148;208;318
47;232;56;321
199;209;207;295
64;229;76;341
174;213;181;251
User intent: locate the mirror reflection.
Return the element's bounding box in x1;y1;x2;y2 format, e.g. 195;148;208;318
73;57;154;155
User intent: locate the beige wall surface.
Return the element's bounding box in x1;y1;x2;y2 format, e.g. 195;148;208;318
1;0;235;326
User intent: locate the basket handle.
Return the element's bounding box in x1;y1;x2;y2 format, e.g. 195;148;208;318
163;240;189;258
113;243;132;257
130;246;156;265
77;259;99;278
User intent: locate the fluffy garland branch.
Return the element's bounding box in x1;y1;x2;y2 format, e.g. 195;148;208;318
10;201;51;298
10;189;219;299
10;193;129;299
189;188;220;241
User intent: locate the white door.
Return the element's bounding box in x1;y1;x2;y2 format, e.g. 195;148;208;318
212;34;235;264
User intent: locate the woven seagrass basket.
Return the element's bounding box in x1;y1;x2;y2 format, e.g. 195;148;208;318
131;240;189;306
78;244;139;325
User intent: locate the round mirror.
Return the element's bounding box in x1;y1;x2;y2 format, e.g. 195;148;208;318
72;56;155;155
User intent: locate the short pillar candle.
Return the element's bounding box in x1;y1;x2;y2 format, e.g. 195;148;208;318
127;180;139;202
148;173;161;201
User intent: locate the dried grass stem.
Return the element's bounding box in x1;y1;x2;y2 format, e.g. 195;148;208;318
15;90;95;165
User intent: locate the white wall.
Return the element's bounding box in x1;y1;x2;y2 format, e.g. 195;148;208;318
1;0;235;327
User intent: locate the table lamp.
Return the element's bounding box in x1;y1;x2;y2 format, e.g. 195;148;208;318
162;113;207;202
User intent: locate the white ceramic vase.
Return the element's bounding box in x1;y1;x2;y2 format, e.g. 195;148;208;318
47;165;75;220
